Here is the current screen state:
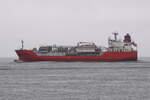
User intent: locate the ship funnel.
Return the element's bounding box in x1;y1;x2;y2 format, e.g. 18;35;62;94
124;33;131;42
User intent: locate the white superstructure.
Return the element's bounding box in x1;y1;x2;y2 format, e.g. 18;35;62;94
108;32;137;52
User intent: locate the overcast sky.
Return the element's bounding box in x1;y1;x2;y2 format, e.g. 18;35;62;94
0;0;150;57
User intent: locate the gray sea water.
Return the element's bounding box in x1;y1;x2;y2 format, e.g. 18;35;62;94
0;58;150;100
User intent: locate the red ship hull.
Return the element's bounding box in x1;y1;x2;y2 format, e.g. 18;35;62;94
15;50;137;62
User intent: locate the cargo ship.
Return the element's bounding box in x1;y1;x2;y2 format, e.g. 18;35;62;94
15;33;138;62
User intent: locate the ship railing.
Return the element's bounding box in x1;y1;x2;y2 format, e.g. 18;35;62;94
108;48;137;52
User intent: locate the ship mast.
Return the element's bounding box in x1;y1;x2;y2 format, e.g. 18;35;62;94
21;40;24;50
113;32;118;41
